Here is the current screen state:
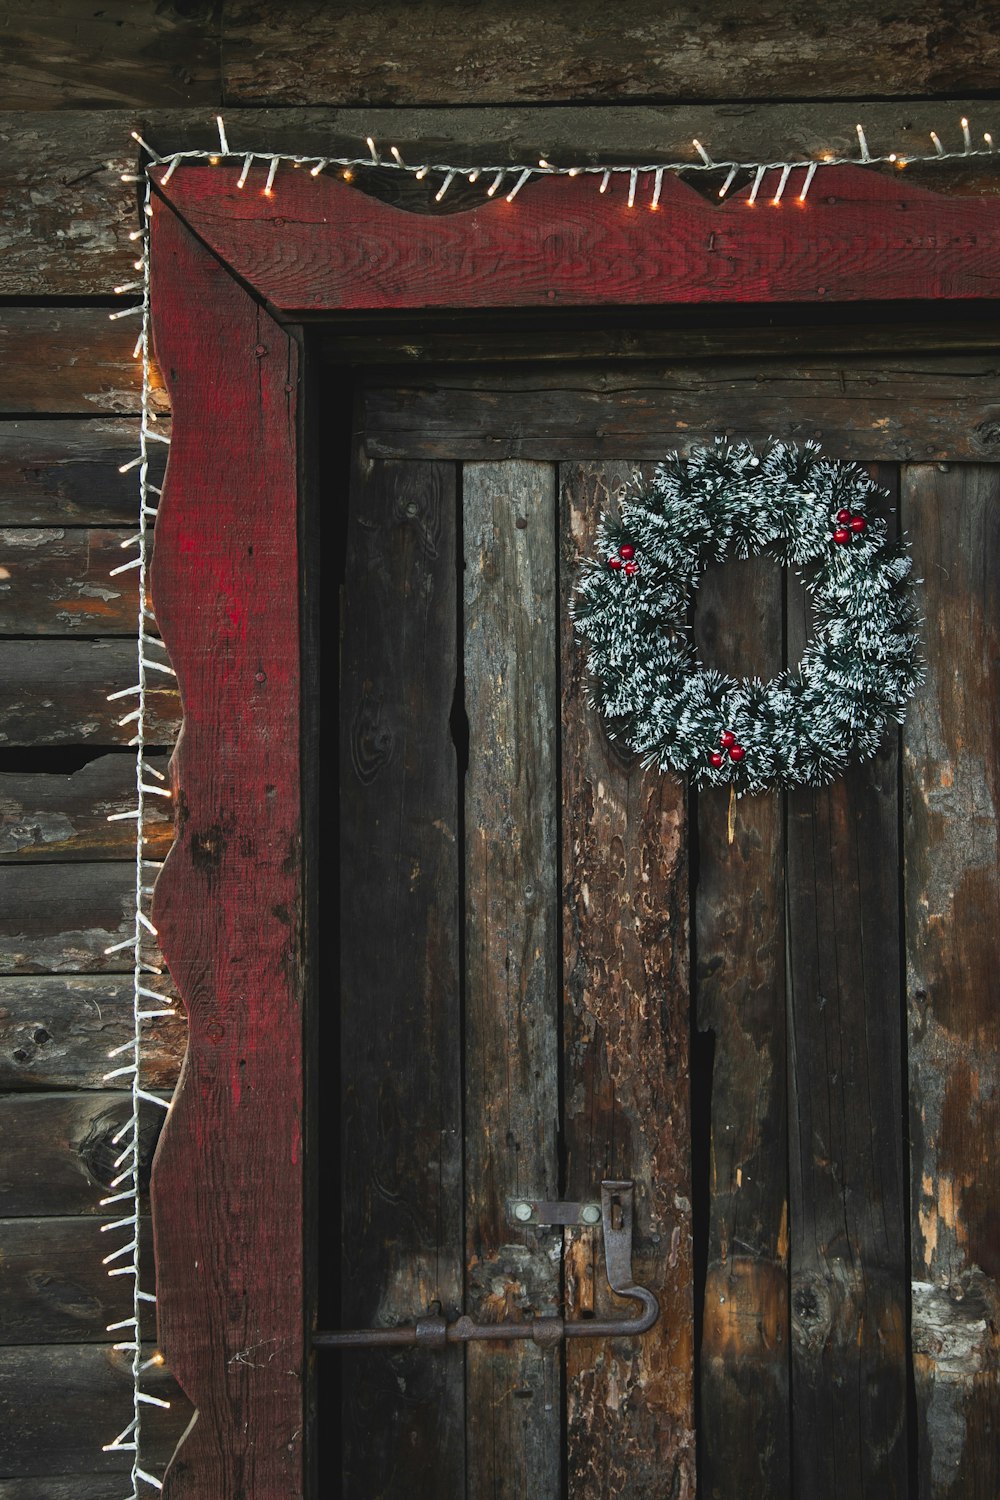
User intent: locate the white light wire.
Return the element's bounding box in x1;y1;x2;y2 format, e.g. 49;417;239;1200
144;114;998;205
101;160;171;1498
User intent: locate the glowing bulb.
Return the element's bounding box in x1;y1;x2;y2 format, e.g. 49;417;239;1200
719;164;738;199
343;168;355;182
209;156;219;166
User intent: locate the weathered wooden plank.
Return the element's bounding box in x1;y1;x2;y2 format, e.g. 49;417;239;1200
362;358;1000;463
0;1344;189;1478
560;461;695;1496
222;2;1000;105
903;464;1000;1500
0;974;183;1092
0;640;180;747
3;106;999;295
339;454;464;1497
0;0;221;109
464;460;561;1500
0;1215;153;1344
0;1091;165;1217
0;862;150;974
0;310;167;415
325;308;1000;368
0;528;146;635
694;553;789;1499
0;1476;141;1499
0;419;146;524
162;165;1000;315
785;472;909;1496
0;754;173;863
148;192;304;1500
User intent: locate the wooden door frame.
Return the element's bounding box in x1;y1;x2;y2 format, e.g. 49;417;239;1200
146;161;1000;1499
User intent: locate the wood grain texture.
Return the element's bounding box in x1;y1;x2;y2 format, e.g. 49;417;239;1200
160;164;1000;314
903;464;1000;1500
0;862;156;974
149;196;304;1500
0;1477;149;1499
363;357;1000;463
0;640;180;747
560;461;694;1499
4;105;998;295
694;555;789;1500
0;1215;153;1343
0;0;221;109
0;974;182;1092
0;754;173;863
0;1343;189;1479
338;455;464;1497
0;311;167;415
786;484;909;1497
0;1090;165;1217
0;528;146;635
463;460;561;1500
0;420;146;524
221;1;1000;105
328;308;1000;369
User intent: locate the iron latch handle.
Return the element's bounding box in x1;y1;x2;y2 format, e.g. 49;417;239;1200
313;1180;658;1351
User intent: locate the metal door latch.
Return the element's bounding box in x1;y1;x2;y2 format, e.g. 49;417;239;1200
313;1180;658;1351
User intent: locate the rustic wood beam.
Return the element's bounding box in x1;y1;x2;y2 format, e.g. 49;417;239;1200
2;105;998;296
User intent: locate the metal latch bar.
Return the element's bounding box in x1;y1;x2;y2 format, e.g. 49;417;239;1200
313;1180;658;1351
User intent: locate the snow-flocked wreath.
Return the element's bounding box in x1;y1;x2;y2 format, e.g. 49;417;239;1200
573;439;922;794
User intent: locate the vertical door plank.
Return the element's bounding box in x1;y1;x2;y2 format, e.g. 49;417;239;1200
464;460;562;1500
786;471;909;1498
694;557;790;1500
340;455;464;1497
560;461;695;1499
903;465;1000;1500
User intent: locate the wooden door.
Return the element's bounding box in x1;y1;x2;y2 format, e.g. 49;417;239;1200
329;345;1000;1500
334;441;693;1497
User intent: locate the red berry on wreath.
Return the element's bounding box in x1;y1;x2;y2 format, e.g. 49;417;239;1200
850;515;867;533
836;508;851;524
729;744;746;762
619;543;636;561
624;560;639;576
833;526;851;545
608;556;623;571
720;729;736;748
709;751;724;768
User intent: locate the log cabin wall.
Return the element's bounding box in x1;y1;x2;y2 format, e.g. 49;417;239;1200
0;5;999;1496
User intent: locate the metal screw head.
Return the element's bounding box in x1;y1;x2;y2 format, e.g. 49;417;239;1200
513;1201;534;1222
581;1204;601;1225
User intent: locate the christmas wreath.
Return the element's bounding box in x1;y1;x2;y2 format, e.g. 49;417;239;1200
573;439;922;794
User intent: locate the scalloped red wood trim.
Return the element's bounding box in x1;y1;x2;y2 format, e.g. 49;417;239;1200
149;200;303;1500
157;163;1000;310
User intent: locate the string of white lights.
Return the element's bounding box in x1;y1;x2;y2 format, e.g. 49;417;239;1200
101;157;174;1500
96;104;995;1485
135;112;999;207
